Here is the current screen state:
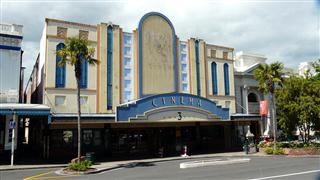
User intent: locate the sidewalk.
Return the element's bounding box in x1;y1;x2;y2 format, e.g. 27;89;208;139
0;151;266;172
88;151;268;174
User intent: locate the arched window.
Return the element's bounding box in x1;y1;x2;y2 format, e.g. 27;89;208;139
55;43;66;88
224;63;230;95
80;57;88;89
248;93;258;102
211;62;218;95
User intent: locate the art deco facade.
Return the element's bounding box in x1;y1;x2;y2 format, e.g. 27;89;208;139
26;12;259;159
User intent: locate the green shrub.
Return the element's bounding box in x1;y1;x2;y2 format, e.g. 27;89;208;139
264;147;274;154
274;148;285;155
264;147;285;155
257;141;266;148
68;160;92;171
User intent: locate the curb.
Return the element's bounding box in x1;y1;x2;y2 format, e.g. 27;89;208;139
0;165;67;171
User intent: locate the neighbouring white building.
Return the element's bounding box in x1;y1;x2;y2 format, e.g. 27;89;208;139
0;24;51;159
298;62;316;77
0;23;24;103
234;51;272;137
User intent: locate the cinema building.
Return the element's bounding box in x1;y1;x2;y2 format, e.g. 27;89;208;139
26;12;260;160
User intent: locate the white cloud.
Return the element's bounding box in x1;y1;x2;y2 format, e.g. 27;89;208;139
1;0;319;86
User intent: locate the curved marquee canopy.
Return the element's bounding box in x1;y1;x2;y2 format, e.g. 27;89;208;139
116;93;230;122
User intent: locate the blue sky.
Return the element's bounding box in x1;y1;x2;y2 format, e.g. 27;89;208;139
1;0;319;84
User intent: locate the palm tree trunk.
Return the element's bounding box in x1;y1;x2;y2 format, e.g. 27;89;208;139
76;78;81;162
271;92;277;152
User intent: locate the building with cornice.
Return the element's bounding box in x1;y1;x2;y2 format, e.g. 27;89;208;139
26;12;260;160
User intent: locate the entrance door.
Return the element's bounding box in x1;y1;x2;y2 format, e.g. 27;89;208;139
154;127;176;156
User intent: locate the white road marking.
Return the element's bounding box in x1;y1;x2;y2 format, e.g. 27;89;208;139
248;169;320;180
180;158;251;169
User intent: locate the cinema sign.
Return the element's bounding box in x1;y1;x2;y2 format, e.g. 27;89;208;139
116;93;230;122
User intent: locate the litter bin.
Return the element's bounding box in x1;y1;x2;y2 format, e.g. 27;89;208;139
85;152;94;164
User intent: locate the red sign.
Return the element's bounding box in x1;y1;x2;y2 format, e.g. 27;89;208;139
259;100;268;116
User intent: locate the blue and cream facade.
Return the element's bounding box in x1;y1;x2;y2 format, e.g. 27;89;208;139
28;12;259;159
0;24;24;153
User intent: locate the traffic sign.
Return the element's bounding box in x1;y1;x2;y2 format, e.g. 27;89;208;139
9;120;16;129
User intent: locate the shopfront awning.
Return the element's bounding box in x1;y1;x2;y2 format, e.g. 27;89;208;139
0;103;51;122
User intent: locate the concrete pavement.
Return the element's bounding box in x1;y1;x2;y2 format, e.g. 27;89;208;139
0;151;266;172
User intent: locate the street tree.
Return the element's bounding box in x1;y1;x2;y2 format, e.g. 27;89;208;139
254;62;284;150
57;37;98;161
276;75;320;143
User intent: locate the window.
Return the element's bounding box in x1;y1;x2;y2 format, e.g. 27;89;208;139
223;51;228;59
124;91;131;101
182;74;188;82
182;84;188;92
55;43;66;88
123;34;132;45
124;47;131;56
80;96;88;105
63;131;73;145
211;49;216;58
211;62;218;95
79;30;89;40
225;101;231;108
124;69;131;78
80;59;88;89
181;64;187;72
124;58;131;66
55;96;66;106
83;130;93;145
248;93;258;102
224;63;230;95
124;80;131;90
122;32;133;104
181;54;187;61
179;41;189;93
180;44;186;52
93;130;101;146
57;27;67;38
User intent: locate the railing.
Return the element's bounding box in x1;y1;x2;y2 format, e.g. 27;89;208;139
248;102;259;114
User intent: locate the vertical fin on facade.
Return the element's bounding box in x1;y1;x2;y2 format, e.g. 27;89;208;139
107;25;113;110
195;40;201;96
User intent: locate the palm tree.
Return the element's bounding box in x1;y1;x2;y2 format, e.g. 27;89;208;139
57;37;98;162
254;62;284;152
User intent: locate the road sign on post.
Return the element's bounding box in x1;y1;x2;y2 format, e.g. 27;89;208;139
10;114;17;166
9;120;16;129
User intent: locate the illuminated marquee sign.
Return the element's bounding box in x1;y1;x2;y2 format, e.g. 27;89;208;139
116;93;229;122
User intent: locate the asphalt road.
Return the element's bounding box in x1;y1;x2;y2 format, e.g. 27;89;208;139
1;156;320;180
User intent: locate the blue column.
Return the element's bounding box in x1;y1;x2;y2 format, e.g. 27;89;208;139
195;40;201;96
107;25;113;110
